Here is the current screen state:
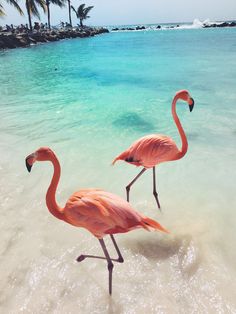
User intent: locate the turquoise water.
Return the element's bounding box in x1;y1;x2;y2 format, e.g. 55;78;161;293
0;27;236;313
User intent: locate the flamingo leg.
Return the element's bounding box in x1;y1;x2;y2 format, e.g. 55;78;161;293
99;238;114;295
153;166;161;210
77;254;121;262
76;235;124;263
77;236;124;294
126;168;146;201
77;239;115;294
110;235;124;263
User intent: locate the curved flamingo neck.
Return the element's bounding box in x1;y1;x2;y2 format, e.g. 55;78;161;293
172;94;188;159
46;154;64;220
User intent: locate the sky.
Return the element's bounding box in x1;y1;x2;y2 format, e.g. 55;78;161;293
1;0;236;27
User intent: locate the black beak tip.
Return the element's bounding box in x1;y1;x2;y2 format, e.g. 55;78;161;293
189;98;194;112
25;159;32;172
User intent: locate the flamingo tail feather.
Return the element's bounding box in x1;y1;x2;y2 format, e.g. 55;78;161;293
142;217;170;234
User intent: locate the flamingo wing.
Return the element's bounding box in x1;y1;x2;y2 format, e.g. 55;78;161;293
63;189;148;238
113;134;180;168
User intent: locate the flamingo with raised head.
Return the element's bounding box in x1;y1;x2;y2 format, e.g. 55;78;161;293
25;147;169;295
112;90;195;210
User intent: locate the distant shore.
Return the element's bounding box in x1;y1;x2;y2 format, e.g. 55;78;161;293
1;19;236;51
111;20;236;32
0;26;109;50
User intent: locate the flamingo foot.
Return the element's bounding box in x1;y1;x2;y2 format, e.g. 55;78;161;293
76;255;86;262
153;191;161;211
117;256;124;263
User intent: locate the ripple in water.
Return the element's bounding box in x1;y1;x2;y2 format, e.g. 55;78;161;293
113;112;155;132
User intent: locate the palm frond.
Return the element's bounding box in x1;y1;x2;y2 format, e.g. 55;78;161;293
78;3;85;16
50;0;65;8
84;6;93;14
83;6;93;19
6;0;24;15
0;3;5;16
29;0;41;19
35;0;46;13
71;4;78;17
27;0;46;19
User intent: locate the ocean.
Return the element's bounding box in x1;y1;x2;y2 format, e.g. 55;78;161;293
0;22;236;313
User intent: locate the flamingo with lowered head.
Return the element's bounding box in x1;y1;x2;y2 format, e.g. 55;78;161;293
112;90;195;210
25;147;169;295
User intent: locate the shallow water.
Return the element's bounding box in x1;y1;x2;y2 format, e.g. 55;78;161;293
0;26;236;313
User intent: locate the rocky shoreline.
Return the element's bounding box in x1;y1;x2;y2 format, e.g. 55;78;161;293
1;20;235;50
112;21;236;32
202;21;236;28
0;27;109;50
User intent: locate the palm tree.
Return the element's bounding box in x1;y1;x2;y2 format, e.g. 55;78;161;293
0;0;24;17
71;3;94;28
46;0;65;29
67;0;72;26
25;0;46;31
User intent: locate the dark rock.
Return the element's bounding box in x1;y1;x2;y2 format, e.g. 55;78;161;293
0;40;5;49
70;32;78;38
0;27;109;50
45;35;58;42
31;33;48;42
15;36;29;47
2;34;17;48
219;22;228;27
136;26;146;30
28;37;37;44
203;21;236;28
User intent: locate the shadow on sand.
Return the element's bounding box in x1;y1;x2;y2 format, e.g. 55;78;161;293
124;235;183;260
123;233;201;277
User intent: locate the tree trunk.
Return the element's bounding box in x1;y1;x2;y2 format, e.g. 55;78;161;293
80;18;83;27
68;0;72;26
26;0;32;31
46;1;51;29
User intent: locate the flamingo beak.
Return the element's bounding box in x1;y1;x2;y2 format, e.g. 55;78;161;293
25;153;35;172
189;98;194;112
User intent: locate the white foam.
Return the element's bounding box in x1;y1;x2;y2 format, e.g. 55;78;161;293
110;19;223;32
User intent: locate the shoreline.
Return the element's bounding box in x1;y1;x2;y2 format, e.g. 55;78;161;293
111;20;236;32
1;19;235;51
0;26;109;50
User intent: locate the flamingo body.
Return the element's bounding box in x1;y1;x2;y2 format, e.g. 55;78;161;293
112;134;180;168
64;188;167;238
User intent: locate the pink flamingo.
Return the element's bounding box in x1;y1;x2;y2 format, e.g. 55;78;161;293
25;147;169;295
112;90;195;210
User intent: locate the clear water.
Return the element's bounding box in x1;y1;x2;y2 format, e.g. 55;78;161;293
0;27;236;313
